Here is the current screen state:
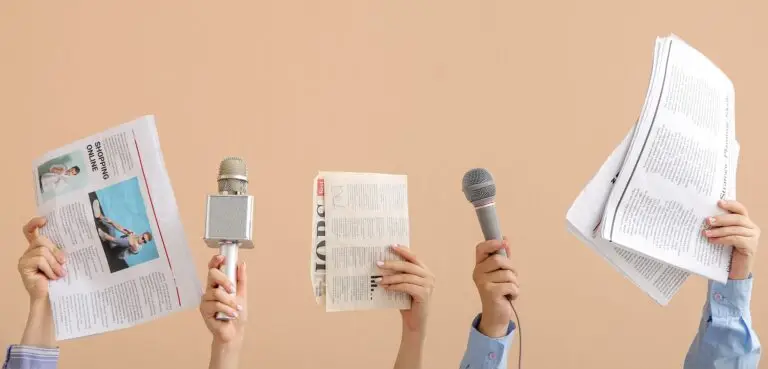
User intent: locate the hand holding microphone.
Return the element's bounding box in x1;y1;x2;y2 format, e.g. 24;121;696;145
204;157;254;321
462;168;521;340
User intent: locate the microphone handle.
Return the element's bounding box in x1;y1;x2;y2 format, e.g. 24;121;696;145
215;241;239;321
476;204;514;303
475;204;506;257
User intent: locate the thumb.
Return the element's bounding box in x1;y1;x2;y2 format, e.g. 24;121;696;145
236;261;247;298
23;217;47;243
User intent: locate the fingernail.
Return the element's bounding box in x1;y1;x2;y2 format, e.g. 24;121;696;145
376;261;384;266
704;230;711;236
237;304;243;311
391;244;399;248
374;277;383;283
709;217;716;225
230;311;239;318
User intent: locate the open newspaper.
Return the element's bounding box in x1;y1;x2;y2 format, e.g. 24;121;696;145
32;115;202;340
310;172;411;312
567;34;740;304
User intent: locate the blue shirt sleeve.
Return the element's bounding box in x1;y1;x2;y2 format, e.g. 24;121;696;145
459;314;516;369
684;277;761;369
2;345;59;369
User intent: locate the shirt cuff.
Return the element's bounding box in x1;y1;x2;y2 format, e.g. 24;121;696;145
709;276;753;319
4;345;59;369
463;314;516;368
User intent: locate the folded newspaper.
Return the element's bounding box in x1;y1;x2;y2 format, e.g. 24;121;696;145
310;172;412;312
566;34;739;305
33;115;202;340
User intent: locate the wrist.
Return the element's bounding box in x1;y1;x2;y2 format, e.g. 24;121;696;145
209;339;242;369
478;311;510;338
21;298;56;348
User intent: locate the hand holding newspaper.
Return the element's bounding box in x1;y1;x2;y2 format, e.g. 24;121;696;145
567;34;740;305
32;115;202;339
310;172;411;312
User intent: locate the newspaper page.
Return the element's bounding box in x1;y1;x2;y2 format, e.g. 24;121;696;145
310;173;327;304
567;125;690;305
32;115;202;340
321;172;411;312
600;35;736;283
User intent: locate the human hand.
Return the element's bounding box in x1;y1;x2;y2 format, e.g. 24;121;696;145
200;255;247;347
377;245;435;337
18;217;67;302
704;200;760;280
472;238;518;338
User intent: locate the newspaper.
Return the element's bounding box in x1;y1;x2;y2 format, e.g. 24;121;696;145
311;172;411;312
32;115;202;340
567;34;740;304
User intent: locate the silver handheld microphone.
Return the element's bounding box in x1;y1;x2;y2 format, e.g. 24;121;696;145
204;157;254;321
462;168;523;369
461;168;505;256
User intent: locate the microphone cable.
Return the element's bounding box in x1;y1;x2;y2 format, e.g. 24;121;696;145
508;297;522;369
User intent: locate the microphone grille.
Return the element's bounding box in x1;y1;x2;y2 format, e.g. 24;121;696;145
217;157;248;193
461;168;496;205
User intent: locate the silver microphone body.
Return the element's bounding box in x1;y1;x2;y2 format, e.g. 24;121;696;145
204;157;254;321
462;168;506;256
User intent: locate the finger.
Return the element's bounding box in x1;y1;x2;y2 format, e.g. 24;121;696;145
207;268;234;293
383;283;427;302
377;260;428;278
477;254;516;274
22;217;47;243
236;261;247;298
704;226;755;239
707;214;755;229
200;301;239;318
475;239;506;263
27;247;65;278
204;286;242;311
719;200;748;216
389;245;426;268
35;237;66;264
208;255;225;269
483;269;518;284
492;282;520;300
709;235;751;249
23;254;59;280
378;273;429;287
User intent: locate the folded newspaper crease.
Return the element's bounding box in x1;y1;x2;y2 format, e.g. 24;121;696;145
566;34;740;305
310;171;412;312
33;115;202;340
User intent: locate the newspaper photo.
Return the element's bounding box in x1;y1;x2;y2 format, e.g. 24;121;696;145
311;172;411;312
32;115;202;340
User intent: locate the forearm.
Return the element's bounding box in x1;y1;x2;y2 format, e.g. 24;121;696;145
20;299;56;348
393;330;425;369
208;340;242;369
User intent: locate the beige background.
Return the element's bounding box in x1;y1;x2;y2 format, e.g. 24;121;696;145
0;1;766;368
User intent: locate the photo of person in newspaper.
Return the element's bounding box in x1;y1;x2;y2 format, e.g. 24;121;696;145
87;177;159;273
36;151;87;201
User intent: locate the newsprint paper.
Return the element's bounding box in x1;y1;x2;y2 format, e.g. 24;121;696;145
32;115;202;340
311;172;412;312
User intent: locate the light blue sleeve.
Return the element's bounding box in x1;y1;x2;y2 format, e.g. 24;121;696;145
2;345;59;369
684;277;761;369
458;314;516;369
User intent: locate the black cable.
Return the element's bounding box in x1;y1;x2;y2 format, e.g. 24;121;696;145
508;298;521;369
